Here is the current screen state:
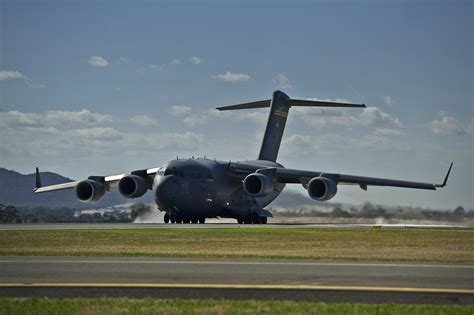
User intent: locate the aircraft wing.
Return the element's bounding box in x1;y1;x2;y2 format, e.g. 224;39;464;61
33;167;160;193
228;162;453;191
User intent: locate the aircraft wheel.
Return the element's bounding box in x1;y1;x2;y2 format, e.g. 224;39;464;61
237;218;243;224
251;213;260;224
261;217;267;224
184;217;191;224
191;217;199;224
170;215;176;224
164;213;170;224
176;216;183;224
199;217;206;224
244;217;252;224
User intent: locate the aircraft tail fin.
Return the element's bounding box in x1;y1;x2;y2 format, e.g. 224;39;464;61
215;90;366;162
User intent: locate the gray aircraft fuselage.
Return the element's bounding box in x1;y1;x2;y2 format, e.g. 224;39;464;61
153;158;284;219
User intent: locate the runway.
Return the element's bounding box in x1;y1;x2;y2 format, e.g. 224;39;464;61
1;256;473;304
0;222;471;230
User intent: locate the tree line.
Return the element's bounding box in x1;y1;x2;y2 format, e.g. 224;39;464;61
0;204;131;223
274;202;473;222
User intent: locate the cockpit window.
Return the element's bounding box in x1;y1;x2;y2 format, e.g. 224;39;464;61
157;168;165;176
164;168;174;176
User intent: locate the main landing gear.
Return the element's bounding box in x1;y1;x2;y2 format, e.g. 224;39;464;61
164;213;206;224
237;214;268;224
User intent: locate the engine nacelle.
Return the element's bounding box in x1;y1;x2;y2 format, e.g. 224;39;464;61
243;173;274;197
118;175;149;198
75;179;106;203
307;177;338;201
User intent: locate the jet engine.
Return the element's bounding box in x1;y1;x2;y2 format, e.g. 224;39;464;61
243;173;274;197
118;175;149;198
75;179;106;203
307;177;338;201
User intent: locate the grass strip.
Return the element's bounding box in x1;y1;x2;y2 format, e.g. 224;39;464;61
0;298;472;315
0;228;473;263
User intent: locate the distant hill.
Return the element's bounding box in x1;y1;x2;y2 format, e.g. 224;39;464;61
0;167;150;209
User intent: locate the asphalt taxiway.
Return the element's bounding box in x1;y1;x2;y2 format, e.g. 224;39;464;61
1;256;473;304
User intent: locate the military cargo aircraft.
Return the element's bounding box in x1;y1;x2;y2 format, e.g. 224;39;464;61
34;90;452;224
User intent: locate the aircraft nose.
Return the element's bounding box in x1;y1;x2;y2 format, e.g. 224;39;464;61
154;176;175;209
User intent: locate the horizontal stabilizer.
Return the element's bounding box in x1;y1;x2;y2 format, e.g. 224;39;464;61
284;99;366;108
216;98;365;111
216;99;271;111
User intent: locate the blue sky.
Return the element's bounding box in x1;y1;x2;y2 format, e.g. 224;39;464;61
1;0;472;209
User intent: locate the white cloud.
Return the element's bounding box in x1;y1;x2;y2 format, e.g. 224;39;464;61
148;64;162;70
429;115;472;135
88;56;109;67
0;70;26;81
171;59;181;65
468;118;474;134
0;109;113;129
26;81;46;89
373;128;402;136
0;109;205;160
73;127;123;140
46;109;113;126
273;74;292;89
156;132;205;151
167;105;208;127
236;111;268;124
383;96;393;106
183;115;208;127
293;98;401;134
168;105;193;116
282;133;412;157
130;114;158;126
116;57;131;64
136;64;163;74
189;56;201;64
358;106;401;129
213;72;250;82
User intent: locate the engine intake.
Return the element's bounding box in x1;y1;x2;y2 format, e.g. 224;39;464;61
118;175;149;198
307;177;337;201
243;173;274;197
75;179;106;203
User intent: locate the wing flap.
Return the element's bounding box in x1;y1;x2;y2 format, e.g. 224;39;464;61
34;181;80;193
34;167;160;194
228;162;451;191
334;174;436;190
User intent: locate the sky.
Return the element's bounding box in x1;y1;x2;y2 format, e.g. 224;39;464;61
0;0;472;209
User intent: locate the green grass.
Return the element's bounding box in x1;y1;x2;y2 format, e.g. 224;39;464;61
0;298;472;315
0;228;473;263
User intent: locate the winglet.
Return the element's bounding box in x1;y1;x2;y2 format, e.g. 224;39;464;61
34;167;42;191
435;162;453;188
